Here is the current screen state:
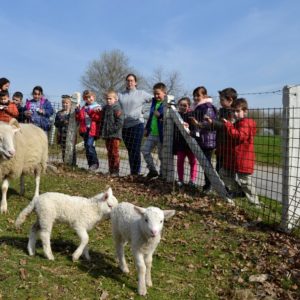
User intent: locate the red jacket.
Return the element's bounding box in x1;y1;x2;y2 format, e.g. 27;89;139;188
75;105;102;138
0;102;19;122
223;118;256;174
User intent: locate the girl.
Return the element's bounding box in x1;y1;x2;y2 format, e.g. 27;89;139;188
189;86;217;193
173;97;198;187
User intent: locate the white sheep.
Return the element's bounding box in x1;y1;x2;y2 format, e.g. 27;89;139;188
111;202;175;296
0;119;48;213
15;187;118;261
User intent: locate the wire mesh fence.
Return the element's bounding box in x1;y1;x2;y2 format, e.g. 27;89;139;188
44;86;300;233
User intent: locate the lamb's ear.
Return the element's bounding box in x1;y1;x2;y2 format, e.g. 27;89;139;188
134;206;146;216
163;210;176;220
102;187;112;201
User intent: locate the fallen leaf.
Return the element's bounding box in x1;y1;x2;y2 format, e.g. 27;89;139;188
19;268;28;280
249;274;268;283
100;290;109;300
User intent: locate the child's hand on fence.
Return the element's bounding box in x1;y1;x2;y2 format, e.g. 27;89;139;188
189;117;202;128
204;115;212;124
93;107;102;112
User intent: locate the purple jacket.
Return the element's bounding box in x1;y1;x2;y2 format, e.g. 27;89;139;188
191;102;217;150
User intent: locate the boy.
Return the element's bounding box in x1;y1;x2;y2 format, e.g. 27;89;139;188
55;95;76;164
213;88;237;172
75;90;102;171
101;90;124;177
0;90;19;122
12;91;25;122
220;98;260;206
141;82;166;179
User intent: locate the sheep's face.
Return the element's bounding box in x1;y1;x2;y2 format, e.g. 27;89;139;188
142;208;165;238
135;206;176;238
0;121;20;160
98;187;118;219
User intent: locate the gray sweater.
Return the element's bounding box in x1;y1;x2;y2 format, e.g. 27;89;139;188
118;88;152;128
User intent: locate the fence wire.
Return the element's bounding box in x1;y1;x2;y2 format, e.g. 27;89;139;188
46;100;300;233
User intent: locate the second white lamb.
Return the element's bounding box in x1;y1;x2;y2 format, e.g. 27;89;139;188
111;202;175;296
15;187;118;261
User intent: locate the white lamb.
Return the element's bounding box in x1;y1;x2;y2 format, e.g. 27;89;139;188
0;119;48;213
111;202;175;296
15;187;118;261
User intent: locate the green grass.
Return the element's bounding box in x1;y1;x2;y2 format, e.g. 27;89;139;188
1;167;299;299
254;135;281;166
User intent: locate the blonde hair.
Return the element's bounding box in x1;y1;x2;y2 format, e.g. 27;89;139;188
106;90;118;100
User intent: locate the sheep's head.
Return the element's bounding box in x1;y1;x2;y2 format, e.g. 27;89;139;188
96;187;118;219
135;206;176;238
0;120;20;160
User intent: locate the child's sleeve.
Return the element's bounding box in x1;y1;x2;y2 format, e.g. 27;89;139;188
7;103;19;118
224;120;251;142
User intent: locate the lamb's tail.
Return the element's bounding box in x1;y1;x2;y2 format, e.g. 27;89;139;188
15;196;38;228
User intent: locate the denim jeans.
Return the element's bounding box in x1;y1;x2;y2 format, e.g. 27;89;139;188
122;123;144;175
82;131;99;167
141;134;162;174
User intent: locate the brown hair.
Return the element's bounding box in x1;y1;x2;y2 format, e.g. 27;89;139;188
193;86;207;97
153;82;167;93
82;90;96;99
178;97;191;106
232;98;249;111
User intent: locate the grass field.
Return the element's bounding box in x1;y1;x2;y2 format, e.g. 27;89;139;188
0;166;299;299
254;135;281;166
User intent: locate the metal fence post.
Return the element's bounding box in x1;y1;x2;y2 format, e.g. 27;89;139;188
64;92;80;166
162;95;175;182
281;85;300;230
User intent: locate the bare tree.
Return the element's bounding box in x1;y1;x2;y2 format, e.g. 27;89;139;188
81;49;137;101
146;67;185;98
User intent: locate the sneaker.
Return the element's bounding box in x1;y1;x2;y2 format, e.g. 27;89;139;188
202;185;212;194
177;181;184;188
188;181;196;188
146;170;159;179
110;172;119;177
88;164;99;171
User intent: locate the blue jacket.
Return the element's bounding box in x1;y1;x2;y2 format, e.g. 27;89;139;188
145;98;164;143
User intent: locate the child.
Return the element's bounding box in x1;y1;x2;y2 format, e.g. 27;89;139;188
220;98;260;206
54;95;76;164
100;90;124;177
189;86;217;193
12;91;25;123
75;90;102;171
0;78;10;92
141;82;166;179
173;97;198;187
0;90;19;122
23;86;54;132
208;88;237;173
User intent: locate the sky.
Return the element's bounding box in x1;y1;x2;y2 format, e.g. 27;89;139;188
1;0;300;108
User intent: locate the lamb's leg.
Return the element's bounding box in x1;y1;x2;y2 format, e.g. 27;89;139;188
20;174;25;196
34;170;41;197
1;178;9;213
134;251;147;296
144;252;153;287
83;245;91;261
72;228;89;261
28;221;40;256
39;226;54;260
114;235;129;273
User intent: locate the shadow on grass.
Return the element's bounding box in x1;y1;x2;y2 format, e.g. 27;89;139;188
0;235;136;292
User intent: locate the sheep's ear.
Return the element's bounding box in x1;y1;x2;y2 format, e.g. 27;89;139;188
134;206;146;216
102;187;112;201
163;210;175;220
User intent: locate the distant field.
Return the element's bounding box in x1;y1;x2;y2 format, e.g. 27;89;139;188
255;135;281;166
